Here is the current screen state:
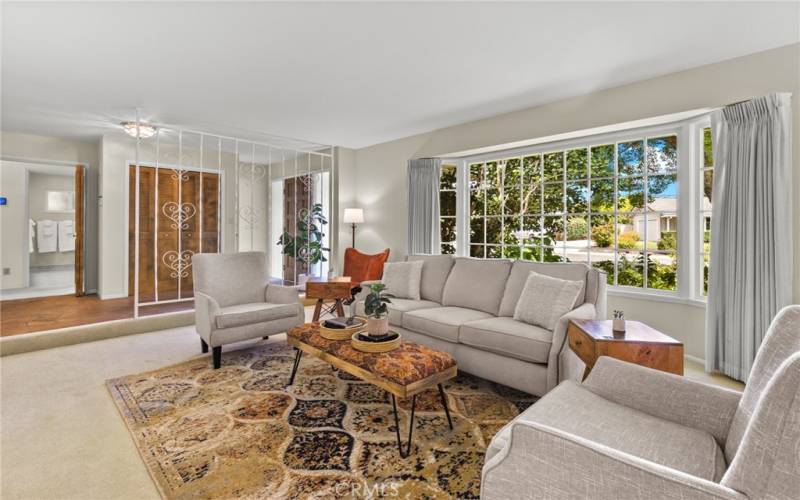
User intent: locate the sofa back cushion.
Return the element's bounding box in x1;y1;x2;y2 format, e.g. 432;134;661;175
441;257;512;315
499;261;589;317
193;251;268;308
406;254;455;302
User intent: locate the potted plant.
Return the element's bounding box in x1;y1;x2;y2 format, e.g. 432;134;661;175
363;283;392;337
277;202;329;283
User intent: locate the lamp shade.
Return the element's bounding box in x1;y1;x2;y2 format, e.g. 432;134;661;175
343;208;364;224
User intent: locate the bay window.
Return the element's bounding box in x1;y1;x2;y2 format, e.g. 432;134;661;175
439;117;713;303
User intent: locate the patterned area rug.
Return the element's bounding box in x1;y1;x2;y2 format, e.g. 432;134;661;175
107;341;537;499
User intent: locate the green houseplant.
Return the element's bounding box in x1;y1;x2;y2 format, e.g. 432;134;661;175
277;203;329;279
363;283;392;336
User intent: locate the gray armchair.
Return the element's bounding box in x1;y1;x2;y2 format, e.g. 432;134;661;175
482;305;800;499
192;252;304;368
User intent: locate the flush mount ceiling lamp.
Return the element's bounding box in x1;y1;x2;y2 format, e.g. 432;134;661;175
121;121;157;139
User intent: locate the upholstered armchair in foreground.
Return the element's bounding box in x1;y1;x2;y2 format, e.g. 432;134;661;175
482;305;800;499
192;252;304;368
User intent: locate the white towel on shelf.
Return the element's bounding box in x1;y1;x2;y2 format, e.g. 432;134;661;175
29;219;35;253
36;220;58;253
58;220;75;252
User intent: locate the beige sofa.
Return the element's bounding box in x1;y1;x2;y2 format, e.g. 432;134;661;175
356;255;606;396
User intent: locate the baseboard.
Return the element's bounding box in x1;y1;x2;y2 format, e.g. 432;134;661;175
0;311;194;357
98;292;128;300
684;354;706;365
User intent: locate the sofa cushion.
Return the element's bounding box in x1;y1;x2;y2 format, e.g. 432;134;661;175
499;261;589;317
406;254;455;303
403;306;493;343
382;260;424;299
459;317;552;363
441;258;512;315
216;302;299;329
356;298;440;327
487;381;727;481
514;271;584;330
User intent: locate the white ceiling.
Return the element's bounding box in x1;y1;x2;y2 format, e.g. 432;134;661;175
2;2;798;149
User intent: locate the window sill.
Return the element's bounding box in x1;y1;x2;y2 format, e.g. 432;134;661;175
607;287;707;308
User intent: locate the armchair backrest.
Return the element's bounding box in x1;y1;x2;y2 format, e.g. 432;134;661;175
192;252;269;307
721;305;800;498
343;248;389;285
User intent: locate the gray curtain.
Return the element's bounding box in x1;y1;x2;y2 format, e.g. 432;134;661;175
706;93;793;382
407;158;441;254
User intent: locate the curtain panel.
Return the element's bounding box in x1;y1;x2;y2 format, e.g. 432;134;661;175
407;158;441;254
705;93;793;382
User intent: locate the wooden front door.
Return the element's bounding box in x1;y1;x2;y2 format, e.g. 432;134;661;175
128;166;220;302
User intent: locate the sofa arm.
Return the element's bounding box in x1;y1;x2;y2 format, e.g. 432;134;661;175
482;421;745;500
194;292;221;342
546;303;596;390
583;356;742;445
265;284;300;304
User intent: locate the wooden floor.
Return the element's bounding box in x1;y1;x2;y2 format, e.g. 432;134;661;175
0;294;194;337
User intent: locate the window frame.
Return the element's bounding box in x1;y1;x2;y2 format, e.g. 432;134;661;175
442;116;711;306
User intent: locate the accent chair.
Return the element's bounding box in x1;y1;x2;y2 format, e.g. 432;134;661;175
342;247;390;286
482;305;800;499
192;252;304;368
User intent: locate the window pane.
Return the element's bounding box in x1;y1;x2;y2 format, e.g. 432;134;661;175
486;217;502;244
703;252;710;295
521;246;540;262
543;216;564;246
589;214;614;250
470;190;484;216
485;161;501;188
647;135;678;175
543;152;563;182
617;250;644;288
618;177;645;211
440;217;456;243
503;185;521;215
703;128;713;167
543;183;563;214
522;216;541;243
440;165;457;190
470;245;485;258
590;178;614;213
566;249;588;264
470;217;485;243
566;148;588;180
565;216;589;245
441;243;455;255
647;251;677;291
591;144;615;177
522;182;542;215
487;245;502;258
503;217;521;245
703;169;713;206
618;140;644;176
647;174;678;244
503;246;522;259
566;181;589;213
486;188;502;216
543;246;564;262
504;158;521;186
523;155;542;185
440;190;456;216
469;163;484;189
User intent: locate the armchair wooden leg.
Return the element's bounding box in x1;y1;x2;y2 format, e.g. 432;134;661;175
201;339;209;353
213;346;222;369
262;336;269;340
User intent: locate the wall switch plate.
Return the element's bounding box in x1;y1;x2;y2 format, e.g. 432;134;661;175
3;268;10;275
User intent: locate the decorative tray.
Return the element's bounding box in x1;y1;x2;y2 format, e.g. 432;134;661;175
351;331;401;353
319;317;367;340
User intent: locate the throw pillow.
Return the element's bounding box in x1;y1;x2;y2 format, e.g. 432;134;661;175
513;271;583;330
382;260;424;300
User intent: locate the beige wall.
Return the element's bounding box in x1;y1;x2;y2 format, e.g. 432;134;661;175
0;161;29;289
351;43;800;360
29;173;75;267
1;132;99;291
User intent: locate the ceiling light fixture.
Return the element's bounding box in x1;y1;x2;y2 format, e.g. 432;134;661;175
121;121;157;139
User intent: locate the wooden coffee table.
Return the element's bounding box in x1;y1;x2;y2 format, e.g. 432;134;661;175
568;319;684;378
286;323;457;457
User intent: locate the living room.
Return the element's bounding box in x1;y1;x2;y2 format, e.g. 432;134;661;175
1;2;798;499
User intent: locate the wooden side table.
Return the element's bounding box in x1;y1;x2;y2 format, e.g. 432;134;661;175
568;319;684;379
305;277;353;322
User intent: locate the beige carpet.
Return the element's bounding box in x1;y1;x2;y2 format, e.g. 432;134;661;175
107;342;538;499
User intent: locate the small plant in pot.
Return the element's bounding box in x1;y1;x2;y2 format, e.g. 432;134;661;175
363;283;392;337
